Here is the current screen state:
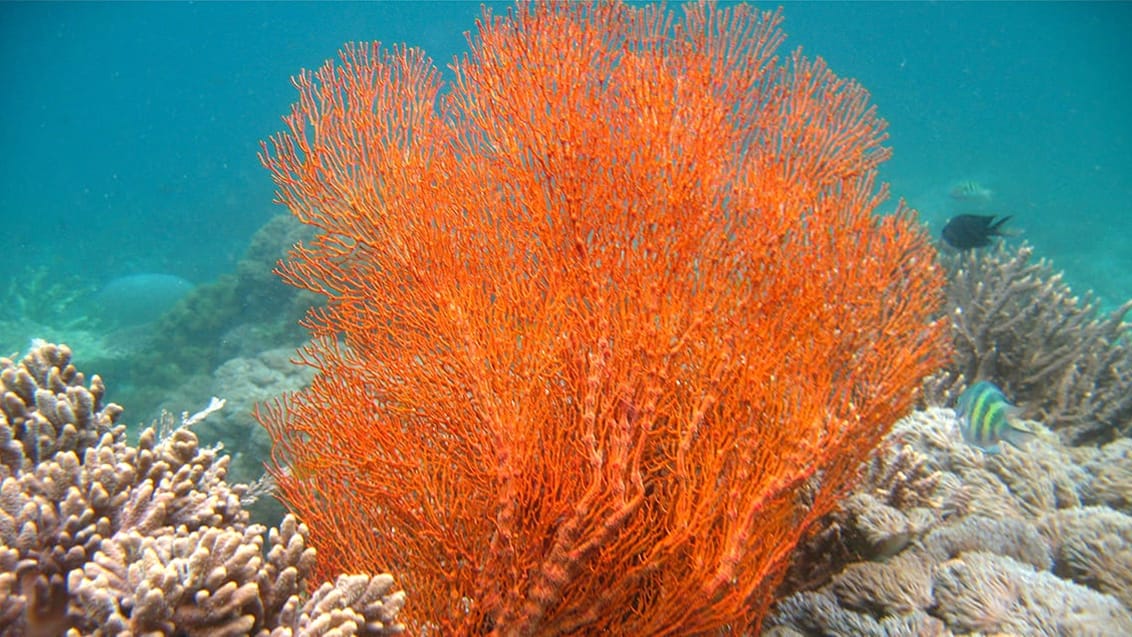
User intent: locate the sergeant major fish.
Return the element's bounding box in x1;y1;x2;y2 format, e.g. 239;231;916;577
949;180;994;204
955;381;1038;454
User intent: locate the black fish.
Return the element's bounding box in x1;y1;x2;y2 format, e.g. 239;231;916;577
941;214;1013;250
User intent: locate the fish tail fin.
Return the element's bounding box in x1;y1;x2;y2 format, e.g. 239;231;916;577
1002;420;1040;451
991;215;1019;237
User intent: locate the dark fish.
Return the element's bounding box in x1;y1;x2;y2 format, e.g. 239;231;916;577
941;214;1013;250
955;381;1037;454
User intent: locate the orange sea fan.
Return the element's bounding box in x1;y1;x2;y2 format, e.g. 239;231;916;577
258;2;946;634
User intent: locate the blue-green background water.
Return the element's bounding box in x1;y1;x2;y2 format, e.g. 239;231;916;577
1;1;1130;375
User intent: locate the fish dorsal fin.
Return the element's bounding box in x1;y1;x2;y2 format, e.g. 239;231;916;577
989;215;1013;231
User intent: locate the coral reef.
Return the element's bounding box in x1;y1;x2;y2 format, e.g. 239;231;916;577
203;347;317;484
0;266;118;374
0;342;405;636
929;242;1132;444
0;266;95;335
767;407;1132;635
259;1;945;633
106;213;316;422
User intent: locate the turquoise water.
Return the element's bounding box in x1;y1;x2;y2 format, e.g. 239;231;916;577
1;1;1129;355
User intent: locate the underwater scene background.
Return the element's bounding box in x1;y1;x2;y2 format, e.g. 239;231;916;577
1;2;1132;634
2;1;1130;405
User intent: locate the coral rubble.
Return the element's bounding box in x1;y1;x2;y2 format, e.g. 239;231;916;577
0;341;405;636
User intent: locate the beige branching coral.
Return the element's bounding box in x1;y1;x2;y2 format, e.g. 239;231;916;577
271;574;407;637
931;242;1132;443
0;341;406;636
1;341;121;469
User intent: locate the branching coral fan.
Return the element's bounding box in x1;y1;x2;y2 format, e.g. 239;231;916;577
258;2;946;634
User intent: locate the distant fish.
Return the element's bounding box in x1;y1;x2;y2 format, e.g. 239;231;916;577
955;381;1038;454
949;180;994;203
92;273;195;327
941;214;1013;250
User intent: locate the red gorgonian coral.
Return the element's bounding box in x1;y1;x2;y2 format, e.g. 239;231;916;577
259;2;947;634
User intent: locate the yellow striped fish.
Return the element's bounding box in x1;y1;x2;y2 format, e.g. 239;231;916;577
955;381;1038;454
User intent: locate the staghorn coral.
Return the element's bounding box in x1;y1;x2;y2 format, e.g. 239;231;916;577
0;341;405;636
270;573;406;637
68;522;405;637
931;242;1132;444
0;267;96;337
258;1;947;633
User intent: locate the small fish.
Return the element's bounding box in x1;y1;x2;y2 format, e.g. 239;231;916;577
941;214;1013;250
955;381;1038;454
949;180;993;203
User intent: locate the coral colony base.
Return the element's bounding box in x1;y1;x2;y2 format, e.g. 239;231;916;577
766;408;1132;635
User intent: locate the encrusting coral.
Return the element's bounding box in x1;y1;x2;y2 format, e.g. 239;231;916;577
766;407;1132;636
1042;505;1132;608
0;341;406;636
258;1;946;633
